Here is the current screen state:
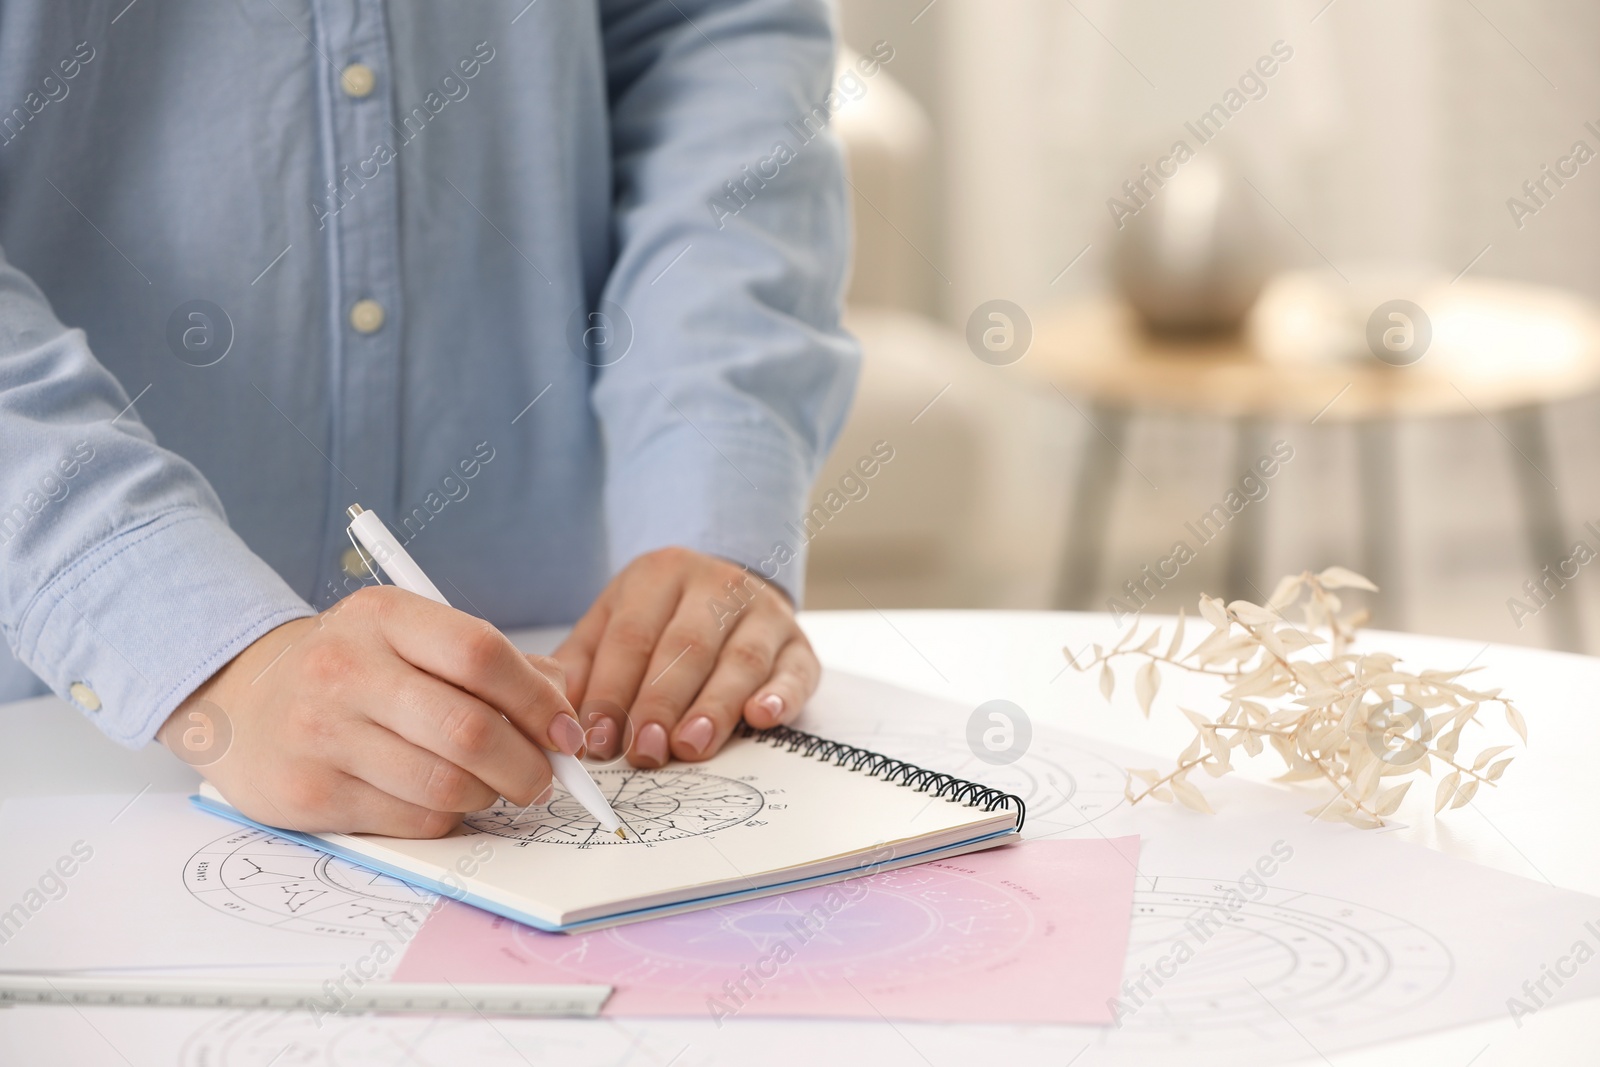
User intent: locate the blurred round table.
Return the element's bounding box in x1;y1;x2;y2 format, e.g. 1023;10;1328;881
1026;272;1600;646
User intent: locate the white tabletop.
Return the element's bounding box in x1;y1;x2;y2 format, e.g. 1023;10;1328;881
2;609;1595;1065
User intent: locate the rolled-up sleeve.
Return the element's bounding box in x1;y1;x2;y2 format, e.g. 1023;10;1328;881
594;0;861;604
0;251;313;745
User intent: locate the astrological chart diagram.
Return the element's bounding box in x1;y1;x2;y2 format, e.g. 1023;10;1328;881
1111;878;1454;1043
828;721;1128;830
183;828;435;939
502;861;1037;996
465;768;766;845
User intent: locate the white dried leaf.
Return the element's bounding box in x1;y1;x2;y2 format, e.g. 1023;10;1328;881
1170;776;1214;814
1435;729;1462;760
1485;757;1514;781
1353;758;1383;802
1129;767;1163;785
1198;595;1229;630
1434;771;1461;814
1450;779;1480;809
1473;745;1513;771
1165;608;1187;660
1267;573;1304;610
1275;628;1323;651
1136;660;1160;717
1277;762;1326;783
1151;786;1174;803
1373;781;1412;816
1229;601;1280;626
1317;566;1378;591
1307;797;1351;821
1099;662;1115;701
1505;704;1528;743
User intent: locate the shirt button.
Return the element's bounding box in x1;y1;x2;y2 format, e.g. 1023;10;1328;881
340;546;372;580
340;63;376;98
69;682;102;713
349;299;385;334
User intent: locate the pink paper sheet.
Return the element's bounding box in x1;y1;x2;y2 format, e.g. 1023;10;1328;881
395;837;1140;1025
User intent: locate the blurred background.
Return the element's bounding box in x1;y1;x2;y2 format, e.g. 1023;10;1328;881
802;0;1600;656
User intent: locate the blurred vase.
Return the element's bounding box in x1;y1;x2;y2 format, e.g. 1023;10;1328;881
1111;154;1276;335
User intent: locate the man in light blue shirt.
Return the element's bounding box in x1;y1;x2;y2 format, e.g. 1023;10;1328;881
0;0;858;835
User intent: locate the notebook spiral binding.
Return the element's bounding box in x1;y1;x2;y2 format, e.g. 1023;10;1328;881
738;723;1026;831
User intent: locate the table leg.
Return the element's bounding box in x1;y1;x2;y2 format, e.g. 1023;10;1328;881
1502;405;1583;652
1055;402;1128;610
1224;419;1271;605
1356;420;1402;629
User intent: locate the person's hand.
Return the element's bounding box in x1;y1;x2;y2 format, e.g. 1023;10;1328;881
157;586;583;838
554;547;819;767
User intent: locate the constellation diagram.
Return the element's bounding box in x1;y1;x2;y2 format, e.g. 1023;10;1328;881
183;828;435;939
465;768;765;846
1110;877;1454;1043
827;721;1128;829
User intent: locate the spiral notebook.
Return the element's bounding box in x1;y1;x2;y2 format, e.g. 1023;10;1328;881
191;724;1025;933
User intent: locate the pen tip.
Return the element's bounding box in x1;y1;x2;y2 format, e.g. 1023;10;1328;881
614;827;628;840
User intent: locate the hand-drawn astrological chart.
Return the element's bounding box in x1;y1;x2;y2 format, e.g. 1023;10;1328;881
1113;877;1453;1041
183;828;434;939
466;768;766;845
500;860;1037;996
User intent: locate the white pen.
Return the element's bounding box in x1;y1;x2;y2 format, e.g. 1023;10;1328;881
345;503;627;839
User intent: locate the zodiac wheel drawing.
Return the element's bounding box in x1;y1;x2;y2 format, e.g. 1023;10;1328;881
1115;877;1454;1036
502;860;1037;993
183;828;435;939
466;768;765;845
829;722;1128;829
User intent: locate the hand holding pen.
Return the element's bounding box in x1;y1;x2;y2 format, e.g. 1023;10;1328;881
155;510;610;839
347;505;625;837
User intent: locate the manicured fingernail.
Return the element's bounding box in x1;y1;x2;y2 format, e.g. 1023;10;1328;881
549;714;586;757
585;724;614;759
636;722;669;767
678;715;715;756
758;694;785;723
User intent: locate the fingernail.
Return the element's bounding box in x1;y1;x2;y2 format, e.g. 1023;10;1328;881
758;694;785;723
678;715;715;757
549;714;586;757
635;722;669;767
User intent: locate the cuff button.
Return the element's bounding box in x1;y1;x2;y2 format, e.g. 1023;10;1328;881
69;682;102;713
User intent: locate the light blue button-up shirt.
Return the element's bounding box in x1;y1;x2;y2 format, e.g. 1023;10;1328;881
0;0;858;745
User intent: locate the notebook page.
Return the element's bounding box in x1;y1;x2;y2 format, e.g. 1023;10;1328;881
318;735;1016;924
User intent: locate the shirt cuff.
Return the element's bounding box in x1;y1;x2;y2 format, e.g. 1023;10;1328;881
12;508;315;747
605;423;816;607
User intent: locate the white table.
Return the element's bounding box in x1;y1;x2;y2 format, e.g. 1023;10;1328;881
2;610;1596;1065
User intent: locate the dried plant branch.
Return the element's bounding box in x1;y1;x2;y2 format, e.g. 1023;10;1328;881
1068;567;1525;829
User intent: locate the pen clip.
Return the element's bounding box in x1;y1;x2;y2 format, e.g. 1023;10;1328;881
344;523;387;587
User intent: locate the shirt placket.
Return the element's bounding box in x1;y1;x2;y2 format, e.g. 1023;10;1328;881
313;0;404;607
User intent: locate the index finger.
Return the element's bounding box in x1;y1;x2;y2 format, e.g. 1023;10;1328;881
357;588;587;759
